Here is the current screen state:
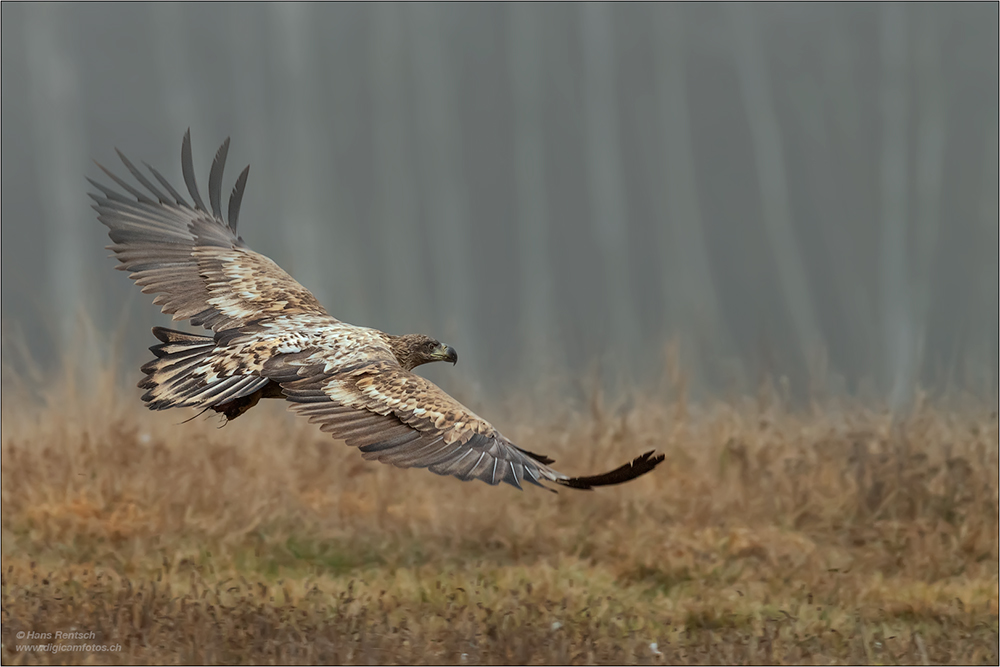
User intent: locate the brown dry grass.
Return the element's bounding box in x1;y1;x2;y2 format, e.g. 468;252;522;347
1;366;997;664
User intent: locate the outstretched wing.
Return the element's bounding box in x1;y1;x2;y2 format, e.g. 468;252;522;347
89;130;330;332
274;359;664;490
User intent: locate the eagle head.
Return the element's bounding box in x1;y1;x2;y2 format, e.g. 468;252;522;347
388;334;458;371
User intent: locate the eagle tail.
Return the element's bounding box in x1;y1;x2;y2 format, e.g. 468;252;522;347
554;450;666;491
139;327;269;412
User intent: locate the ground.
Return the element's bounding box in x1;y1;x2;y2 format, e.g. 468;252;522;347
1;369;997;664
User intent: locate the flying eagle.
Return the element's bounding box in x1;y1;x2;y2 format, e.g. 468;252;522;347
89;131;664;491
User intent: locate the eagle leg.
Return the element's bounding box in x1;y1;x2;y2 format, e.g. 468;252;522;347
213;389;263;421
211;380;284;421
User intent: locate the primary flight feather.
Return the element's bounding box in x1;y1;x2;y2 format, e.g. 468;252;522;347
90;131;664;491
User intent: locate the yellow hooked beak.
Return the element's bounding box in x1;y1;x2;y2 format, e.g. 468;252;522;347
431;343;458;365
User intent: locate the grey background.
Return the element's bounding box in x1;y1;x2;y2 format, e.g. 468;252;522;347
1;3;997;406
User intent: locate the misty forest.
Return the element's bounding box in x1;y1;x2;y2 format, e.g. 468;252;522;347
2;4;996;408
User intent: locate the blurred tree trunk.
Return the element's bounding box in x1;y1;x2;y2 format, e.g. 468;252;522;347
877;3;916;411
508;3;560;377
817;15;878;384
580;3;641;376
270;4;326;307
972;117;998;393
729;4;826;379
408;4;481;381
23;6;89;355
269;4;366;322
151;4;202;135
911;6;947;385
370;3;425;334
652;3;734;395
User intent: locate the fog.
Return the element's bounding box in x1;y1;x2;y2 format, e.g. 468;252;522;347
1;3;996;405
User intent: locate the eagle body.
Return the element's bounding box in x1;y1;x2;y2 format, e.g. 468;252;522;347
90;132;663;491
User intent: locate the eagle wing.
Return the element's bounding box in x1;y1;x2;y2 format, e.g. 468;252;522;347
274;359;664;490
89;129;331;332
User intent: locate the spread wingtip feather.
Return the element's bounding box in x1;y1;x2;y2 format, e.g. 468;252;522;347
208;137;230;220
181;128;208;213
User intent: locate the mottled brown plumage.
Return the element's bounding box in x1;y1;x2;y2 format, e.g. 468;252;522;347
90;131;664;490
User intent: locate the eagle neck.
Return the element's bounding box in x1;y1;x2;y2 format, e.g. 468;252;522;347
384;333;420;371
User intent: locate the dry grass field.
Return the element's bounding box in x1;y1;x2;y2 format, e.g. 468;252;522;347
1;364;997;664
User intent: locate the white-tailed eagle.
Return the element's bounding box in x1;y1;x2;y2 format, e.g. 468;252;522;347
89;131;664;491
